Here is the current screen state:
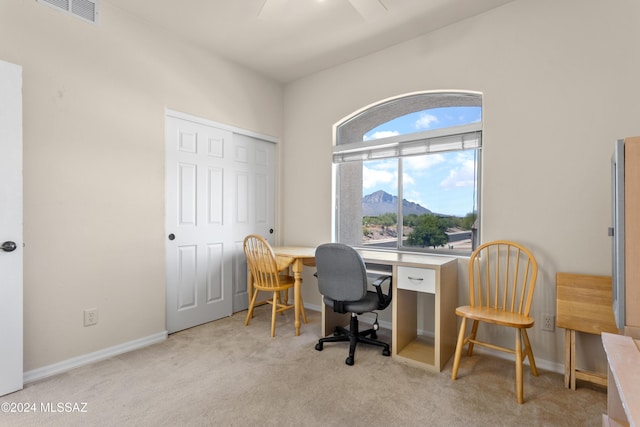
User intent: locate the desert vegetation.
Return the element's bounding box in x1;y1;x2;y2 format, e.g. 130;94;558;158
363;212;476;249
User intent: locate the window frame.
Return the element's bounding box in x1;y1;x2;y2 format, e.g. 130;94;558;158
332;90;482;256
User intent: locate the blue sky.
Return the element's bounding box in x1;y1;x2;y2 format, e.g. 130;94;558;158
363;107;481;217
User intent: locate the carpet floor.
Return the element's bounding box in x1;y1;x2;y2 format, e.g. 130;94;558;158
1;309;606;426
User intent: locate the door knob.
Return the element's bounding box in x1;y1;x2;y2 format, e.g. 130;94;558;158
168;234;175;241
1;241;17;252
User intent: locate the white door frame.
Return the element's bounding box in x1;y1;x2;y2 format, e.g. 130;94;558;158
0;59;23;396
166;110;279;145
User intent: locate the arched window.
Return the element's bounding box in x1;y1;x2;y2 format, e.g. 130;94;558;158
333;91;482;254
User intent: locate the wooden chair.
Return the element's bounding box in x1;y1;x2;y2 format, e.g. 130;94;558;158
243;234;305;337
451;240;539;403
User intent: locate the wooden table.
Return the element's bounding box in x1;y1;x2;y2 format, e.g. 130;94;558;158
556;273;619;390
272;246;316;336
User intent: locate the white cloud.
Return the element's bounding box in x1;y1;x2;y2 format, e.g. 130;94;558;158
364;130;400;141
415;113;438;130
403;153;445;172
402;172;415;186
440;158;476;189
363;164;396;190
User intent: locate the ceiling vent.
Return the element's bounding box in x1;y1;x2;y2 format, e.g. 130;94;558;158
38;0;98;24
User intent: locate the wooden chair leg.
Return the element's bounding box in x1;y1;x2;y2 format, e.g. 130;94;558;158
270;291;278;337
522;328;538;376
515;328;524;404
467;320;479;356
299;294;307;324
245;288;260;326
247;273;254;312
451;316;467;380
277;291;286;316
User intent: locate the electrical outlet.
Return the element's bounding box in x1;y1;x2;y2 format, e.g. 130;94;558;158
542;313;555;332
84;308;98;327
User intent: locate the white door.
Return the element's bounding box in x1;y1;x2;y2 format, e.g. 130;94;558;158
229;133;276;311
166;114;275;333
0;60;23;396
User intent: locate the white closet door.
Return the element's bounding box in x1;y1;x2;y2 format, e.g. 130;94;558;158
165;114;275;333
230;133;276;312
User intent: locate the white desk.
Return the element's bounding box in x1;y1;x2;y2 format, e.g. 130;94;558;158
322;249;458;372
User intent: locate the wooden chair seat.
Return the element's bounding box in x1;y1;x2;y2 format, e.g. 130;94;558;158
455;306;535;328
275;274;295;286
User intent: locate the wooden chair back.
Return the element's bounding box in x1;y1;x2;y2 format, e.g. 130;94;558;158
469;240;538;317
243;234;283;291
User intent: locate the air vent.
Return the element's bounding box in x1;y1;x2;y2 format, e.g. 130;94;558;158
38;0;98;24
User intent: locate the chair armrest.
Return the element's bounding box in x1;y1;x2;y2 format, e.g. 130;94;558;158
372;275;392;310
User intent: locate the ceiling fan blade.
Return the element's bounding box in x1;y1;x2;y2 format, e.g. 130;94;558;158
349;0;388;21
258;0;290;19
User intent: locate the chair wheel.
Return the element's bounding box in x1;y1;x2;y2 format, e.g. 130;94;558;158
382;348;391;357
315;343;323;351
345;356;354;366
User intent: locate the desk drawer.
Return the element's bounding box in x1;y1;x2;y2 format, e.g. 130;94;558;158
397;266;436;294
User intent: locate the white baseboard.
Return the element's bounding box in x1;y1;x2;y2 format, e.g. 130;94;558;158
23;331;168;384
303;304;564;375
304;303;322;312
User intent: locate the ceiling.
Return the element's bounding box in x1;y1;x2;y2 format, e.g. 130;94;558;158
104;0;515;83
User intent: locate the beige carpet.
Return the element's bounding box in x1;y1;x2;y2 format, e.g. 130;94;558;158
1;309;606;426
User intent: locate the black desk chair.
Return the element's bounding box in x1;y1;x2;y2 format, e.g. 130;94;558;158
314;243;392;365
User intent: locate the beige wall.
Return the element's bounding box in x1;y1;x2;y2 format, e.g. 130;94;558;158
283;0;640;371
0;1;283;371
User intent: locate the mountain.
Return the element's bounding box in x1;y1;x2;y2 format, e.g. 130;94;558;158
362;190;431;216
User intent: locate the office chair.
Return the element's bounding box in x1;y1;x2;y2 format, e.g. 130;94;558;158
314;243;392;365
451;240;539;403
